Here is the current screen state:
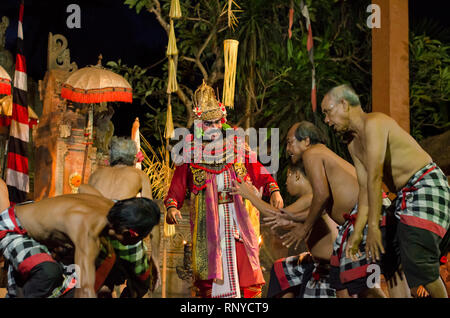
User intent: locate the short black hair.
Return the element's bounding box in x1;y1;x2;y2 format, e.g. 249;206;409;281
294;121;327;145
107;197;160;239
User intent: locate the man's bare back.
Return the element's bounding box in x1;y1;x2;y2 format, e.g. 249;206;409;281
13;194;114;297
349;112;432;192
5;194;160;298
16;194;113;249
88;165;152;200
302;144;359;225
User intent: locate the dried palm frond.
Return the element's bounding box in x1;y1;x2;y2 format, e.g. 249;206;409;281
140;133;174;200
220;0;242;30
140;133;176;237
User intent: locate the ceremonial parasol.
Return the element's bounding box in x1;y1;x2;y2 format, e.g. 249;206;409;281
0;65;11;96
61;55;133;182
0;94;38;127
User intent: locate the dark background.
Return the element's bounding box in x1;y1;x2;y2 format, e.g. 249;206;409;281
0;0;448;136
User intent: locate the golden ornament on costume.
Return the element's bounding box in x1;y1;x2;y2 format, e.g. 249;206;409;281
233;162;247;179
223;39;239;108
190;166;207;188
193;80;225;121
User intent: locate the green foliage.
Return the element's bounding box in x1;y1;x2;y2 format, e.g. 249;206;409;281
124;0;149;14
106;59;178;143
409;34;450;141
112;0;448;202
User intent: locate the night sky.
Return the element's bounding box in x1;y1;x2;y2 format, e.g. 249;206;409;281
1;0;167;79
0;0;448;135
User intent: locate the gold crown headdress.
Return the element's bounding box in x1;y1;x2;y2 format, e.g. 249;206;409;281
192;80;226;121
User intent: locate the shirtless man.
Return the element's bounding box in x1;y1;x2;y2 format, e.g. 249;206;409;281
283;121;386;298
84;136;152;200
322;84;450;298
79;136;160;296
232;160;338;297
0;194;160;298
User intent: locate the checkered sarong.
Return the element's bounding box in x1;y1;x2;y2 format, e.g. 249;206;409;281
303;263;336;298
0;207;76;298
97;238;150;280
270;252;335;298
394;162;450;238
330;205;374;290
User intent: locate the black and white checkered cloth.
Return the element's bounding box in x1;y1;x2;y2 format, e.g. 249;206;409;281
394;163;450;233
331;205;371;282
0;207;76;298
303;262;336;298
271;252;336;298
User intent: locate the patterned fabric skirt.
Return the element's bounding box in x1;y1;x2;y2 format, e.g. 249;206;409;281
329;205;376;295
194;240;264;298
391;163;450;288
268;252;336;298
394;162;449;238
95;237;151;297
0;207;76;298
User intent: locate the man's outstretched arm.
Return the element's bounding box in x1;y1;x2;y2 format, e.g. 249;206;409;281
346;147;370;260
74;234;100;298
364;118;388;260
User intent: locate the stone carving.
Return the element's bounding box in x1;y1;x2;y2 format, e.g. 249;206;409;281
0;16;8;48
59;123;71;138
94;104;115;155
0;16;13;77
47;33;77;72
39;69;69;115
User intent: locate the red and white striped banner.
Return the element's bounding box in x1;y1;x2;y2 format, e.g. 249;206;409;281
6;1;30;203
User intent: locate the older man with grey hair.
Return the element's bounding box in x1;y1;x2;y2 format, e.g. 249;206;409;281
321;84;450;298
82;136;152;200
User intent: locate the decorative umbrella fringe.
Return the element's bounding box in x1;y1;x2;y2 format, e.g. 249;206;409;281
0;83;11;95
61;87;132;103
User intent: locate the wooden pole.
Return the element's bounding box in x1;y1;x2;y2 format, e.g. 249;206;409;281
161;237;167;298
371;0;409;132
81;103;94;183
